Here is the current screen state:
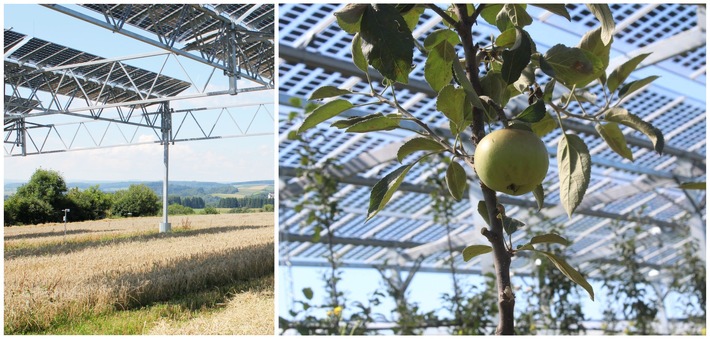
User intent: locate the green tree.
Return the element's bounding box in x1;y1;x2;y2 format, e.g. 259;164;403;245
167;203;195;215
4;168;69;225
202;206;219;215
298;4;664;334
111;184;160;217
4;195;55;225
66;185;112;221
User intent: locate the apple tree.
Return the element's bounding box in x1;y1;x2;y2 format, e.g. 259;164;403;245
296;4;664;334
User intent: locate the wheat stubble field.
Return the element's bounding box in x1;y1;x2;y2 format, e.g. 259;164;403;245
4;213;274;335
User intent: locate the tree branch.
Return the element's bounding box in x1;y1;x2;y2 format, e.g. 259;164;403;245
427;4;458;28
454;3;516;335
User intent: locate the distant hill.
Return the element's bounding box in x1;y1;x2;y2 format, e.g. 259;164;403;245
4;180;274;199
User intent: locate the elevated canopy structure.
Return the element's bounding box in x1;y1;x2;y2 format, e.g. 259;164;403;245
5;4;275;233
46;4;274;87
278;3;706;289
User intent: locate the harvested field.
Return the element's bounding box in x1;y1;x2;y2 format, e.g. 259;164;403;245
4;213;274;334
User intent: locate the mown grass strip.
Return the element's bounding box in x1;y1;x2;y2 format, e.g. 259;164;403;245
22;275;273;335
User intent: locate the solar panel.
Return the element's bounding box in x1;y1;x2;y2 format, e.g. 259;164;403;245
4;30;191;105
78;4;274;81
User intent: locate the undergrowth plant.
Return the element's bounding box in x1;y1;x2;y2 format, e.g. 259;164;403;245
282;98;376;335
297;4;665;334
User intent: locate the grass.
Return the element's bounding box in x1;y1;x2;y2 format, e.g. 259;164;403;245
25;275;274;335
4;213;274;335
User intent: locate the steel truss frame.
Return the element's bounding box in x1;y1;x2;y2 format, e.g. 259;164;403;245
4;28;273;156
43;4;274;88
4;101;273;156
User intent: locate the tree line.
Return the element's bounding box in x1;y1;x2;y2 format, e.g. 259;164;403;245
3;169;271;226
216;196;274;209
4;169;161;225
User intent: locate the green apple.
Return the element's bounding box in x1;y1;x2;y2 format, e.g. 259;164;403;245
473;129;549;195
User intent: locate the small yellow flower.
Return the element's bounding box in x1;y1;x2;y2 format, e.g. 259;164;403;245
333;306;343;317
701;328;706;336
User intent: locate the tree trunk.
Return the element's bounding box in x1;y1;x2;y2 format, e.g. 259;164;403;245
454;4;516;335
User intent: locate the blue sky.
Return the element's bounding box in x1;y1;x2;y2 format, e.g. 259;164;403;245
3;4;275;183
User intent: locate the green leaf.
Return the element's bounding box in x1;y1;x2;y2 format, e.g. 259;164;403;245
498;214;525;237
425;40;457;92
618;75;660;100
344;114;401;133
542;79;556;102
462;245;493;262
508;120;534;132
585;4;615;46
495;28;517;49
515;100;546;123
289;97;302;107
367;162;419;221
480;71;508;107
607;53;652;93
517;243;534;251
437;85;470;135
604;107;664;155
533;184;544;211
542;44;605;88
505;4;533;27
332;114;378;129
513;63;536;94
287;130;299;141
397;137;446;163
680;182;706;190
302;287;314;300
557;134;591;217
578;27;612;72
477;200;490;226
360;5;415;84
480;4;504;26
401;5;425;31
310;86;353;100
423;29;460;51
531;4;571;21
530;233;570;246
451;57;485;109
501;28;533;85
334;4;368;34
299;99;353;134
446;161;467;201
312;225;322;242
595;122;633;161
535;249;595;300
345;115;397;132
531;113;557;137
352;33;368;73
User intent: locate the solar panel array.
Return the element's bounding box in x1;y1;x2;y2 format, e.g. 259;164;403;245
4;30;191;107
278;4;706;279
79;4;275;83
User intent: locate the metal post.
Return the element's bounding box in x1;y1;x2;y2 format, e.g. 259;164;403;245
62;208;70;242
159;102;172;233
19;118;27;156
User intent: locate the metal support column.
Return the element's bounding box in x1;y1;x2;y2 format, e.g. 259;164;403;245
227;26;240;95
19;119;27;156
159;102;172;233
